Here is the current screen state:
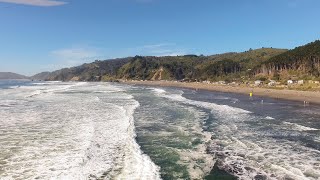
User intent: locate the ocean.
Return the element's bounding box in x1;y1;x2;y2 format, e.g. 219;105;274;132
0;81;319;180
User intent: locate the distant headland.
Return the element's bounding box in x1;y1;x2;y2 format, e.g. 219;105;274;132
0;72;29;80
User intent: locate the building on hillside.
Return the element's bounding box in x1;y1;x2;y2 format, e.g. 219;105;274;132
268;80;277;86
254;80;263;86
298;80;304;85
287;80;295;84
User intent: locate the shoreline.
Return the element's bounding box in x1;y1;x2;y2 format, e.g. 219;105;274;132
123;81;320;105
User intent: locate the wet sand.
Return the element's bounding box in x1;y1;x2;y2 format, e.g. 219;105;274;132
124;81;320;105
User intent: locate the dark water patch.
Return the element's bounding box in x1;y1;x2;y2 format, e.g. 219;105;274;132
138;142;190;180
205;162;238;180
136;134;193;150
131;87;216;179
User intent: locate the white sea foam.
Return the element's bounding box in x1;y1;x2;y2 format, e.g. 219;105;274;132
31;82;51;85
151;87;320;180
151;88;166;94
151;87;251;116
283;122;319;131
265;116;275;120
8;85;20;89
0;82;160;179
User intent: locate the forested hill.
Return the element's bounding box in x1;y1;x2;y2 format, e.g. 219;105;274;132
254;40;320;80
44;58;131;81
116;48;287;82
37;40;320;82
40;48;286;82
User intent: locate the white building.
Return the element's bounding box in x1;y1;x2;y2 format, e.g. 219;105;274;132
202;80;211;84
254;80;262;85
287;80;294;84
268;80;276;86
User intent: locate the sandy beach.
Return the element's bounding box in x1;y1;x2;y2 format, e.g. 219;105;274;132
124;81;320;105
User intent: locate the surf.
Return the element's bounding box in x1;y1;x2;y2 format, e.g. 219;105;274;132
0;82;160;179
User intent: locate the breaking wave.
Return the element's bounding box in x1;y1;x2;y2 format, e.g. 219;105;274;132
0;82;160;179
151;87;320;180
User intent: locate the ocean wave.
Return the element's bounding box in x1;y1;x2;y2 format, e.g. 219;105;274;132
283;122;319;131
25;82;86;98
0;83;161;179
265;116;275;120
150;87;320;180
151;87;251;115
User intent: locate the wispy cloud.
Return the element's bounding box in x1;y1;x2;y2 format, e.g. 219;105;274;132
41;43;187;72
130;43;186;56
49;46;103;69
0;0;67;7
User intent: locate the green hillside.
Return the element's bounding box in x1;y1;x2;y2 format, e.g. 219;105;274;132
39;41;320;82
45;58;131;81
254;40;320;80
42;47;286;82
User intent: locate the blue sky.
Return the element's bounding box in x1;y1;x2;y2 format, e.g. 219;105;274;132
0;0;319;75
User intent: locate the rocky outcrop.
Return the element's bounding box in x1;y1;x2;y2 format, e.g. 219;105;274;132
151;67;164;81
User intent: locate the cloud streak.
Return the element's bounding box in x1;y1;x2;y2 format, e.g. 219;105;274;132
0;0;67;7
50;47;102;69
134;43;185;56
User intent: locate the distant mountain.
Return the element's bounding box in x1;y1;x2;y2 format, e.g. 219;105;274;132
30;72;51;81
0;72;29;80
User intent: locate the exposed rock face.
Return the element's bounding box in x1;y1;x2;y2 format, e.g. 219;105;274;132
70;76;80;81
151;67;164;81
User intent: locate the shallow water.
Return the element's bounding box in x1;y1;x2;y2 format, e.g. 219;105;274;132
142;86;320;180
0;81;319;180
